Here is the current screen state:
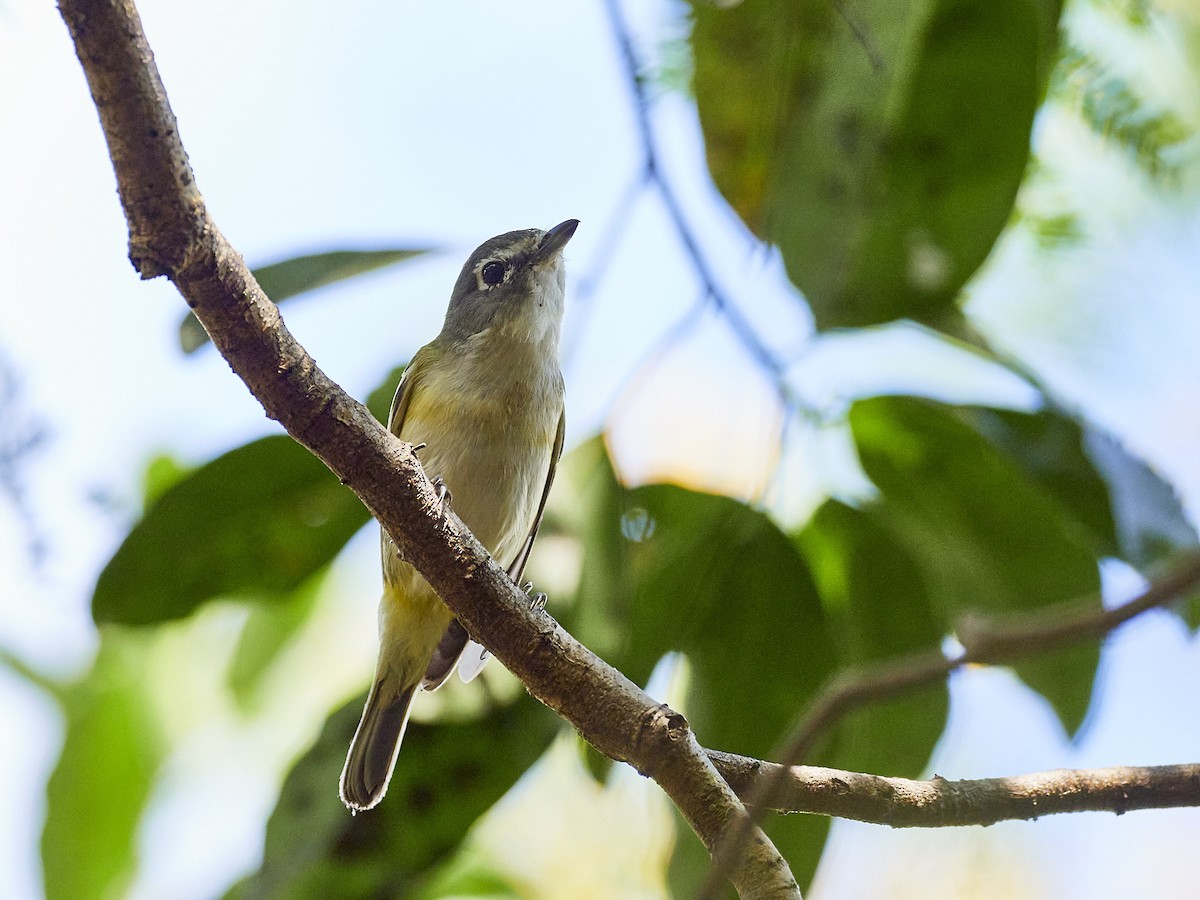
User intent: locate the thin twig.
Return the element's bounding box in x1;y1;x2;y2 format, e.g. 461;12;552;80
561;168;650;368
602;0;790;405
708;753;1200;826
701;549;1200;897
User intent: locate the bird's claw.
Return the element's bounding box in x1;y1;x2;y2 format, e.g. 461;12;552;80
523;581;548;612
431;476;452;519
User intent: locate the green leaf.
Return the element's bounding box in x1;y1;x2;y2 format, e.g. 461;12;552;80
949;406;1197;573
690;0;1062;330
180;248;432;353
226;695;559;899
956;407;1120;559
799;500;948;777
42;632;163;900
93;436;370;625
366;364;406;424
226;576;323;712
558;440;837;892
850;396;1101;734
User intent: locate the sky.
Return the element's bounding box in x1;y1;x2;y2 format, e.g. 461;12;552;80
2;0;1199;898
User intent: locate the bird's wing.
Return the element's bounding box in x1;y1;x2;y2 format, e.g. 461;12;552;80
508;408;566;586
456;408;566;685
386;355;423;437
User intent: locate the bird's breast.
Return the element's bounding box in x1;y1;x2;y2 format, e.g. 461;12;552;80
395;348;562;567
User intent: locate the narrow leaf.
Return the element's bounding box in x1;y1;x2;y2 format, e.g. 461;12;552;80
42;634;162;900
180;248;431;353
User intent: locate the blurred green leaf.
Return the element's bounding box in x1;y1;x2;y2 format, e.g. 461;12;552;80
93;436;370;625
1053;44;1193;181
850;396;1101;734
957;407;1120;559
225;694;558;899
141;453;192;508
558;440;837;892
180;248;432;353
227;575;323;712
799;500;948;776
690;0;1062;330
366;364;406;424
42;632;163;900
954;406;1197;573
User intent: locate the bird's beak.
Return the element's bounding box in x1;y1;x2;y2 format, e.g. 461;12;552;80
533;219;579;263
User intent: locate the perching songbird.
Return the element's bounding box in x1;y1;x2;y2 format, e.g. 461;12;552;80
340;219;577;811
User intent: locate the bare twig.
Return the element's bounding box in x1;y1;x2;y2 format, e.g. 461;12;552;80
56;2;794;897
602;0;793;403
709;753;1200;826
700;549;1200;896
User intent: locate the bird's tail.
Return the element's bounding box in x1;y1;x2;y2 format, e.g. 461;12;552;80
339;671;418;811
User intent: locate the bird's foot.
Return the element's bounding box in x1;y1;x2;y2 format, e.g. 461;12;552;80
431;476;452;519
522;581;548;612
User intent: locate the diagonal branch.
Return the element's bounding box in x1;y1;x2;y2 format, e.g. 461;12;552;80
56;1;796;897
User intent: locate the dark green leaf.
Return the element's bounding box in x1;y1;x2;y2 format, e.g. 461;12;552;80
93;436;370;625
850;396;1101;734
799;501;948;776
690;0;1062;330
225;695;558;899
956;407;1120;559
180;248;432;353
557;440;837;892
42;633;163;900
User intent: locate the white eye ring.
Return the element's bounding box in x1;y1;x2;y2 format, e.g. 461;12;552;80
479;260;506;287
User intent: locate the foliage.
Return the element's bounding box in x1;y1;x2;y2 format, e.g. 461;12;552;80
33;1;1200;897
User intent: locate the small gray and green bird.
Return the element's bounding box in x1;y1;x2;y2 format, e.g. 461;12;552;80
340;219;578;811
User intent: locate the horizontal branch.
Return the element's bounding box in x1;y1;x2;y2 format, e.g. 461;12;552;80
782;550;1200;772
702;549;1200;896
56;2;795;897
710;752;1200;826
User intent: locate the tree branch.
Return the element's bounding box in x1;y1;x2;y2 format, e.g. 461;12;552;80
709;753;1200;826
699;550;1200;896
779;550;1200;773
56;1;796;897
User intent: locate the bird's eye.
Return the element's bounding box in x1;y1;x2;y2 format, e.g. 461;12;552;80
481;261;506;286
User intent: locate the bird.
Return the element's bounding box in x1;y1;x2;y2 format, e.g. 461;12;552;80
339;219;578;811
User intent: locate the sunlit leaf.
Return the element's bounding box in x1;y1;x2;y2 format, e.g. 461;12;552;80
42;633;163;900
799;500;948;777
180;248;432;353
225;695;558;899
690;0;1062;330
227;577;323;711
93;436;370;625
850;396;1101;734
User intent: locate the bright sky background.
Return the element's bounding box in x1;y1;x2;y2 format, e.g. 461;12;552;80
2;1;1199;898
